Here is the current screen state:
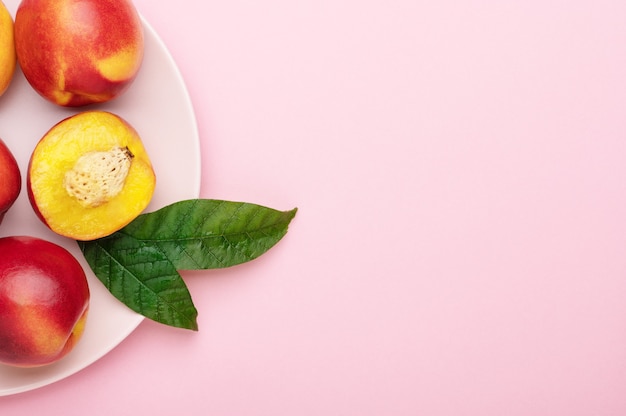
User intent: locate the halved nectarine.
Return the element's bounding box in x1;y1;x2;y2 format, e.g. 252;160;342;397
28;111;156;241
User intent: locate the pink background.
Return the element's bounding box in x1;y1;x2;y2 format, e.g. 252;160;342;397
4;0;626;414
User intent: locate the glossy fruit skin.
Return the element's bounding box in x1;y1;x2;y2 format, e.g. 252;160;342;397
0;139;21;225
27;110;156;241
14;0;143;107
0;0;16;96
0;236;89;367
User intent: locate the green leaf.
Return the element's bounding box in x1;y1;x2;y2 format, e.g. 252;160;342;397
118;199;298;270
78;199;297;330
78;234;199;330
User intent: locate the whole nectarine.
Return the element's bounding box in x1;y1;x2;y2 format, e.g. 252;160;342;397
0;0;16;96
14;0;144;106
0;138;21;225
0;236;90;367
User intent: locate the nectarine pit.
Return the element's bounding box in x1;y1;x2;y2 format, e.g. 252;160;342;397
64;146;134;208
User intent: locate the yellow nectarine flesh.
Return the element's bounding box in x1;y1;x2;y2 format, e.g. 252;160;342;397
28;111;156;241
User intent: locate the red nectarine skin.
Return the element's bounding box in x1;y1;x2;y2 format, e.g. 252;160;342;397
14;0;144;106
0;236;89;367
0;139;21;225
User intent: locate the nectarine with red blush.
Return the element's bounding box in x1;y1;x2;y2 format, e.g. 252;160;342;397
0;0;16;97
14;0;144;106
0;138;21;225
0;236;89;367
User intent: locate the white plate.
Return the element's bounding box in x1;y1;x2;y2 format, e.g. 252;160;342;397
0;2;200;396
